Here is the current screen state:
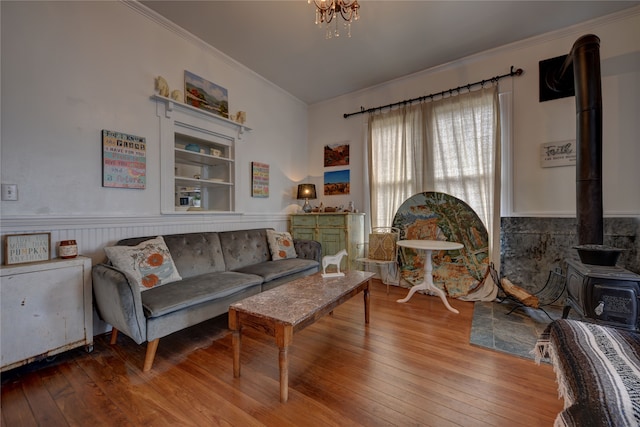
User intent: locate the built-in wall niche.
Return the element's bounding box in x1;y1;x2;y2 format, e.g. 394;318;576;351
174;131;233;211
154;95;250;214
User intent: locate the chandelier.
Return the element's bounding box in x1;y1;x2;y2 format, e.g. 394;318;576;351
308;0;360;38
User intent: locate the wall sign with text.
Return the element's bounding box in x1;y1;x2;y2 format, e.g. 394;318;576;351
540;140;576;168
4;233;51;265
251;161;269;198
102;130;146;189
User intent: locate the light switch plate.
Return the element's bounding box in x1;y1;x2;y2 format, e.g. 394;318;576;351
1;184;18;201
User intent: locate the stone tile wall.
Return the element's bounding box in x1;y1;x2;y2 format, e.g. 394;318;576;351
500;217;639;294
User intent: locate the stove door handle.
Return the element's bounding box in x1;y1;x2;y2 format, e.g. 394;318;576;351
595;300;605;316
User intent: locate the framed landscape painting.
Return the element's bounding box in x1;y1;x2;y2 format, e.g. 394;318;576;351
324;169;350;195
184;71;229;119
324;142;350;167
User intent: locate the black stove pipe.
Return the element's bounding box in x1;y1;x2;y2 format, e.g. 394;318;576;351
552;34;603;245
573;35;603;245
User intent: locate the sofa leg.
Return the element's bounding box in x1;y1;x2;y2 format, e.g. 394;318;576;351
110;328;119;345
143;339;160;372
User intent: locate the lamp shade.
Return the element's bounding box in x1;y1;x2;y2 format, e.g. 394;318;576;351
297;183;317;200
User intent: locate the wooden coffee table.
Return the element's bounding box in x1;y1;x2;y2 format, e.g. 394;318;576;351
228;270;374;402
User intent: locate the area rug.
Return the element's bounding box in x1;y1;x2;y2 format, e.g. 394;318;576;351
469;299;569;360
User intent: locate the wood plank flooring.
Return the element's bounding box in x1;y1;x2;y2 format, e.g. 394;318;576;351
1;280;563;426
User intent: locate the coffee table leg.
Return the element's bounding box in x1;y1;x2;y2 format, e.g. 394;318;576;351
364;280;370;324
279;346;289;402
228;308;241;377
276;324;293;402
232;329;241;377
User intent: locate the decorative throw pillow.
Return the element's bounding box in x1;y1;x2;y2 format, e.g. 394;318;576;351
368;232;396;261
104;236;182;291
266;230;298;261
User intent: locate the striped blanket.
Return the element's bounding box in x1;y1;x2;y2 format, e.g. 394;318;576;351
535;319;640;427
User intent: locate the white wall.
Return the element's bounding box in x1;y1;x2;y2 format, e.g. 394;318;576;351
2;3;639;263
0;2;309;262
308;8;640;223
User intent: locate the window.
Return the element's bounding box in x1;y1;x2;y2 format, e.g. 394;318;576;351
367;86;500;253
425;87;499;231
368;104;425;228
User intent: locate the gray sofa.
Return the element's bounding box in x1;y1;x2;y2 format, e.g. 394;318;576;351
92;228;321;371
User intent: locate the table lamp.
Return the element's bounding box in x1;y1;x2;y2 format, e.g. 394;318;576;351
297;184;317;213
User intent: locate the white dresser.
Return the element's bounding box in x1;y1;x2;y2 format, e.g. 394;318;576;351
1;256;93;372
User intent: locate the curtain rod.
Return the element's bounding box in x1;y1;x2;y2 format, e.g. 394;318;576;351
343;66;524;119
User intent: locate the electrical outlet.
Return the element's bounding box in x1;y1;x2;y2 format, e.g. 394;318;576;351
1;184;18;201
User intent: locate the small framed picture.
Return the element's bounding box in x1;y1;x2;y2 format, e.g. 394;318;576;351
251;161;269;198
4;233;51;265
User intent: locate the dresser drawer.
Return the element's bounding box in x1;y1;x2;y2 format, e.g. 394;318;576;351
291;215;317;227
317;214;347;227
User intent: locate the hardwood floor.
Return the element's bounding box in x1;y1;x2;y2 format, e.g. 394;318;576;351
1;280;563;426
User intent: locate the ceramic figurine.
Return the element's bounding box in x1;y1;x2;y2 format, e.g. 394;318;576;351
170;89;182;101
321;249;347;277
155;76;170;97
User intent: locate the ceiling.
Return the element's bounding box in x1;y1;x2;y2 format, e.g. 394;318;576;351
141;1;638;105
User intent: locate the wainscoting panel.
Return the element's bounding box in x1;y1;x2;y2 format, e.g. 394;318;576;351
1;213;291;335
500;217;639;293
0;214;290;265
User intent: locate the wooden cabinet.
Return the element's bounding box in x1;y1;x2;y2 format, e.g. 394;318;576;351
290;213;365;270
1;257;93;372
154;95;250;213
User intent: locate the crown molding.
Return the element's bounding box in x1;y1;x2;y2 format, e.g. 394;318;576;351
122;0;306;107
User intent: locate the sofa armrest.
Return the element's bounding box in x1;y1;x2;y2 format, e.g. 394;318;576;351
294;239;322;263
92;264;147;344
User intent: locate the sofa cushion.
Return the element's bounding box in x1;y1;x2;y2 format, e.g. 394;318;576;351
266;230;298;260
235;258;319;283
141;271;263;318
219;229;271;270
162;233;226;278
104;236;182;291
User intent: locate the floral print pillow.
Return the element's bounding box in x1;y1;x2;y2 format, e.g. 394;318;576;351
104;236;182;291
266;230;298;260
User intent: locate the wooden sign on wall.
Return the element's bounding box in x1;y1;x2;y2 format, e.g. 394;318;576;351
540;140;576;168
102;130;146;189
251;161;269;198
4;233;50;265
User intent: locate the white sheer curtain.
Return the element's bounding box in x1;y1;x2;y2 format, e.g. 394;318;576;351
367;104;427;229
367;85;501;267
424;86;501;265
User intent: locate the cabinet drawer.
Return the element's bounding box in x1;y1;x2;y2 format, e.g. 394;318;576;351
318;214;347;227
291;228;315;241
291;215;317;227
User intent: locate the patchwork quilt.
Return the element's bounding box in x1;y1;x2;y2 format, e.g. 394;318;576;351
535;319;640;427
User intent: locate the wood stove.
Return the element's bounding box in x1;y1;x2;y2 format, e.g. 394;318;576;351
564;259;640;331
547;34;640;331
